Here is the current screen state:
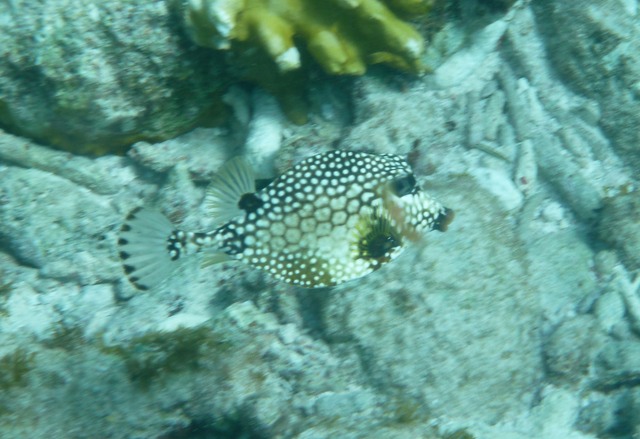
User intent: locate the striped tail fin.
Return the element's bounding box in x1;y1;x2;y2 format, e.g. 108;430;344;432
117;208;179;291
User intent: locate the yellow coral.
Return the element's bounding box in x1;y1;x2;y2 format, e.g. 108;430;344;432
182;0;432;121
186;0;429;74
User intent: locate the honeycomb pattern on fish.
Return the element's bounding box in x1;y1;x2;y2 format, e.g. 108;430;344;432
118;150;454;289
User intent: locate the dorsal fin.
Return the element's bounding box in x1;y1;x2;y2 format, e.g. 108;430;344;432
205;156;256;224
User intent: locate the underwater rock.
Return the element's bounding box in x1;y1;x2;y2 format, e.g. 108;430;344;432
576;393;631;438
531;0;640;175
544;315;604;382
0;165;120;284
588;340;640;436
597;191;640;272
0;0;225;155
0;129;135;195
129;127;234;178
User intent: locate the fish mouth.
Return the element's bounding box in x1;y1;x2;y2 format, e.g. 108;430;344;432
381;190;454;236
433;207;455;232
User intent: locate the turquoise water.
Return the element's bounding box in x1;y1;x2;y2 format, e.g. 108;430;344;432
0;1;639;438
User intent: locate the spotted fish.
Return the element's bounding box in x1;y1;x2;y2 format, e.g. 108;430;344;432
118;150;453;290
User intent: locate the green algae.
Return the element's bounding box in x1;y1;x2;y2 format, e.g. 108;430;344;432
0;348;35;391
43;322;86;352
0;277;12;318
103;326;232;389
442;429;476;439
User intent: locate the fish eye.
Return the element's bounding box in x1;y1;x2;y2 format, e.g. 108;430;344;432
391;174;417;197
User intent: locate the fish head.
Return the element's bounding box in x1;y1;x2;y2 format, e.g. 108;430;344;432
375;156;454;241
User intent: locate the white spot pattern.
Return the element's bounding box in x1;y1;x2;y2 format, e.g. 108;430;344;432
189;150;450;287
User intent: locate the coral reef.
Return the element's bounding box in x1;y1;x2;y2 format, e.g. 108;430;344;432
597;191;640;272
182;0;429;74
0;0;434;154
531;0;640;175
177;0;432;122
4;1;640;438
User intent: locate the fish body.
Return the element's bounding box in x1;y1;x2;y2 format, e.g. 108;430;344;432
118;150;453;290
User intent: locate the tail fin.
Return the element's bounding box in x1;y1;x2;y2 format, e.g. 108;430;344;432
118;208;178;290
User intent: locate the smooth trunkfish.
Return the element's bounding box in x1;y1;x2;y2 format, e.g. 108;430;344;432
118;150;454;289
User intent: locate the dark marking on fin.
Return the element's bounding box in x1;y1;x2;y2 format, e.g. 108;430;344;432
238;193;264;214
125;207;143;220
120;224;132;232
129;276;150;291
118;238;129;246
119;251;130;260
123;264;136;275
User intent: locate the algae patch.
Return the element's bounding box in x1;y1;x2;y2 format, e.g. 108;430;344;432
103;326;232;389
0;348;35;391
0;276;13;317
